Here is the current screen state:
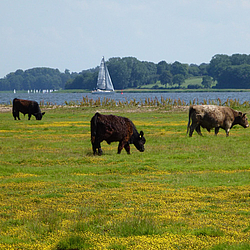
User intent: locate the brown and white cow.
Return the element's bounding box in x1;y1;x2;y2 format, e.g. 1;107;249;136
187;105;249;137
12;98;45;120
90;112;146;155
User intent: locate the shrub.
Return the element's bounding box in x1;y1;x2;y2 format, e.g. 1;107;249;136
187;84;203;89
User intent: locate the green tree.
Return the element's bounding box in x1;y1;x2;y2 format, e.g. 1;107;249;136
199;63;208;75
157;61;170;75
173;74;185;87
230;53;250;65
159;70;172;88
171;61;188;78
208;54;231;81
216;64;250;89
201;76;213;88
0;78;10;91
108;57;131;89
188;64;201;76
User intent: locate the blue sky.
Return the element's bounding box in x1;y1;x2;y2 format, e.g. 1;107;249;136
1;0;250;77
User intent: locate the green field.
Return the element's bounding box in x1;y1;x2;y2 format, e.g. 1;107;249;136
0;105;250;250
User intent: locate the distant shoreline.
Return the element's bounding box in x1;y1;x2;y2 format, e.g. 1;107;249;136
1;89;250;94
115;89;250;93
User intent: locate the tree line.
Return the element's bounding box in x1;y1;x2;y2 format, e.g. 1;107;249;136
1;54;250;91
208;54;250;89
65;57;209;90
0;68;78;91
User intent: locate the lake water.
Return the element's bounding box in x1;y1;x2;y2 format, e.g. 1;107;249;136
0;91;250;105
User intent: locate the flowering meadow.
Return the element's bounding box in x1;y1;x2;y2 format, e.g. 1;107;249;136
0;103;250;250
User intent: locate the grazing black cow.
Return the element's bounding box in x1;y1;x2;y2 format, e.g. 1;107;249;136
90;112;146;155
187;105;249;137
12;98;45;120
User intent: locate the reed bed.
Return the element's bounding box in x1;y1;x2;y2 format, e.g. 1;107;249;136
61;96;250;109
4;96;250;109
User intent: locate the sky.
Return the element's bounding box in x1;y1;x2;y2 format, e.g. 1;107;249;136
1;0;250;78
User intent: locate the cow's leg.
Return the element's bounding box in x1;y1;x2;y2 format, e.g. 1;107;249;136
195;125;203;136
118;141;125;154
92;147;97;155
215;127;220;136
95;142;102;156
91;136;102;155
189;122;197;137
124;143;131;154
92;142;97;155
17;111;20;120
190;114;203;137
96;140;102;156
13;111;17;120
91;136;97;155
28;113;31;120
93;143;102;155
98;148;103;155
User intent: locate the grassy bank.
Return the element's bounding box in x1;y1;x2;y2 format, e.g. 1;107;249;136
0;105;250;250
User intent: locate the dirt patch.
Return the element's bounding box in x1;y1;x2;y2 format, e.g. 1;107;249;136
169;106;189;112
0;105;190;113
0;106;12;113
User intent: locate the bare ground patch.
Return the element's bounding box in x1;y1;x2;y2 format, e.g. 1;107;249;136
0;105;190;114
0;105;12;113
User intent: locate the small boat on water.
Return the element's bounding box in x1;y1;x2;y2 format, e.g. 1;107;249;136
92;57;114;94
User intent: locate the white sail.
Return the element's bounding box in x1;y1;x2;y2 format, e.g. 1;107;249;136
92;57;114;94
105;65;114;91
96;57;106;90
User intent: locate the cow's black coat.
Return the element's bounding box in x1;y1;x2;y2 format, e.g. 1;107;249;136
91;112;146;155
12;98;45;120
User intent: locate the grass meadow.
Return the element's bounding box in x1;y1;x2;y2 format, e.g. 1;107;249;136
0;102;250;250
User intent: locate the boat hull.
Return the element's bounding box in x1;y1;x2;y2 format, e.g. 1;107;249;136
92;89;115;94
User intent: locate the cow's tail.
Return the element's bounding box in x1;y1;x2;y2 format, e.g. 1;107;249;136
91;112;99;143
186;106;193;135
12;98;17;107
12;98;17;115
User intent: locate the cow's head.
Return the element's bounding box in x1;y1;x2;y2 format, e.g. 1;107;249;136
238;112;249;128
133;131;146;152
35;112;45;120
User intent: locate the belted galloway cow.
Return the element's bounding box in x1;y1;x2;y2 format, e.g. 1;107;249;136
187;105;249;137
12;98;45;120
91;112;146;155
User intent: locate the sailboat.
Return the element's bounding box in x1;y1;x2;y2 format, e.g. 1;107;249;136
92;57;114;94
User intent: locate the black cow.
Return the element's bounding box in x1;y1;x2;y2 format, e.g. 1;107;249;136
12;98;45;120
187;105;249;137
90;112;146;155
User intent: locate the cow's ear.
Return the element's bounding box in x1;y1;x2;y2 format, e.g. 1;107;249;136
239;111;242;116
42;112;45;116
140;131;144;137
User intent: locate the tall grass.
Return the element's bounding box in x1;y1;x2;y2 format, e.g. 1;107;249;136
5;96;249;109
38;96;250;109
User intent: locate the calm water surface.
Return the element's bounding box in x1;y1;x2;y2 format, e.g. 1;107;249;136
0;91;250;105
